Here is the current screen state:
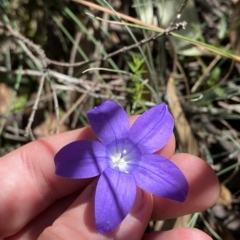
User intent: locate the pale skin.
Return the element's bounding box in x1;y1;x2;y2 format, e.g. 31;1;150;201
0;116;220;240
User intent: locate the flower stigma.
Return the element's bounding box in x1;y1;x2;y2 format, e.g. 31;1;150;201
111;151;129;172
106;139;141;173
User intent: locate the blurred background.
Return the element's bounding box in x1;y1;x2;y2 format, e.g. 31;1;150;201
1;0;240;239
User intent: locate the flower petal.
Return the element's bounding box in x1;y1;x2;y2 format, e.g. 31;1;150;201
131;154;188;202
95;168;136;233
55;140;109;178
87;101;129;145
129;103;174;154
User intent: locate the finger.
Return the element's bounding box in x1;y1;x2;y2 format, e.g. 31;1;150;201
0;128;93;238
142;228;213;240
6;133;174;240
5;151;215;239
0;117;175;238
156;134;175;159
38;181;153;240
4;191;84;240
151;153;220;220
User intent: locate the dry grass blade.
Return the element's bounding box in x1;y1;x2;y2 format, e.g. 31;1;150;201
216;184;232;210
74;0;240;62
167;76;199;156
164;76;200;230
230;0;240;55
0;83;12;115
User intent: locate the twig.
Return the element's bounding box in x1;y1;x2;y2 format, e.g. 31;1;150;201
0;66;125;99
3;133;28;142
58;81;99;127
25;93;53;107
47;0;187;68
184;60;235;99
25;73;46;138
167;0;189;29
0;66;42;77
0;21;47;68
17;41;42;69
51;83;60;134
47;22;187;68
0;66;90;89
0;5;187;72
191;55;222;93
3;126;28;142
176;59;191;95
68;31;82;76
0;1;189;137
6;126;26;135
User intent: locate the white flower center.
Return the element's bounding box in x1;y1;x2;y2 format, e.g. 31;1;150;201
106;139;141;173
111;150;128;171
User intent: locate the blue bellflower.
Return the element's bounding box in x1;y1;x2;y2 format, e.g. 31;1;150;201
54;101;189;233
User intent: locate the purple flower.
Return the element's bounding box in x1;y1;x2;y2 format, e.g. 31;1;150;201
54;101;188;233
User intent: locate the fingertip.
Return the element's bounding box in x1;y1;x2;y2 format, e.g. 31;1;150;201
172;153;220;209
152;153;220;219
39;185;153;240
156;134;175;159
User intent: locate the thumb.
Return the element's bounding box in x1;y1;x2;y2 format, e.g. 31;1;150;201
38;183;153;240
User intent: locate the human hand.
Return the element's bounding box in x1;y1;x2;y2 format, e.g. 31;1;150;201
0;118;219;240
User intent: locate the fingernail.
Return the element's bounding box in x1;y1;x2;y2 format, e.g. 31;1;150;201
81;179;97;201
131;188;146;214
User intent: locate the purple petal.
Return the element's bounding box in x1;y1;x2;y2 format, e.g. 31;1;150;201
129;103;174;154
55;140;109;178
131;154;188;202
87;101;130;145
95;168;136;233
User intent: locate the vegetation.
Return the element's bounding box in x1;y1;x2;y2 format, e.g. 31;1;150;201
1;0;240;238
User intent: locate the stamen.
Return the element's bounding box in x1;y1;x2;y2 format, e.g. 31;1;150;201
111;151;129;171
106;139;141;173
